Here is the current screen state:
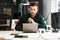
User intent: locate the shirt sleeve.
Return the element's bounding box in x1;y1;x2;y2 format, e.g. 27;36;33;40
15;17;23;31
38;15;47;29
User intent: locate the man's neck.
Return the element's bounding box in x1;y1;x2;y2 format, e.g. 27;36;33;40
31;14;36;18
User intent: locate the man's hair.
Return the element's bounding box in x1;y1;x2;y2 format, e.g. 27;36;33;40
29;2;38;8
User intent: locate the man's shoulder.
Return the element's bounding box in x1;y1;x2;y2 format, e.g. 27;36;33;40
37;13;43;18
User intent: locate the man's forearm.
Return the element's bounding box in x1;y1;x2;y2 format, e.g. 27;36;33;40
38;23;46;29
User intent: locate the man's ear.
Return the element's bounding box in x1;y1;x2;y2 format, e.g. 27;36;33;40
37;7;38;10
37;8;38;11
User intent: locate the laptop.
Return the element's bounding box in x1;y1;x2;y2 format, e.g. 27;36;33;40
23;23;38;33
11;23;39;38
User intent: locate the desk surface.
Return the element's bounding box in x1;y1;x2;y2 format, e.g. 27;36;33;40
0;31;44;40
0;31;60;40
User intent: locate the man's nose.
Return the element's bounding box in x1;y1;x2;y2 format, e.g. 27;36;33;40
31;10;34;12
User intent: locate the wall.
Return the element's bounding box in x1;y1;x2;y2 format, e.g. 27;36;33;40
43;0;51;25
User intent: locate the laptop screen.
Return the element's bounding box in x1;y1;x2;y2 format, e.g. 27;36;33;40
23;23;38;33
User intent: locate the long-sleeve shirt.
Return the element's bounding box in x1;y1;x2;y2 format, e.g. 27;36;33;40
15;13;46;31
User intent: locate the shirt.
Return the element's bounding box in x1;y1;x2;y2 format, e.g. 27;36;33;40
15;13;46;31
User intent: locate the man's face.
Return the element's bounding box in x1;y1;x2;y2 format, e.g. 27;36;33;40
28;6;38;16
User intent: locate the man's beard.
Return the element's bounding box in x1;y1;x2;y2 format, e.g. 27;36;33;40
30;13;36;18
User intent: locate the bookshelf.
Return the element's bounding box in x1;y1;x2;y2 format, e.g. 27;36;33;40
0;0;18;30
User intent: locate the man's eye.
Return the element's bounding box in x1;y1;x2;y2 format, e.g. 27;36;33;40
34;9;35;11
31;9;32;10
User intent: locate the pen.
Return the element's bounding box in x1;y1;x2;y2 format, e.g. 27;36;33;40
15;35;28;38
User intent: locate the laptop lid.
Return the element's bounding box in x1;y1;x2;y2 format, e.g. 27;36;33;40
23;23;38;33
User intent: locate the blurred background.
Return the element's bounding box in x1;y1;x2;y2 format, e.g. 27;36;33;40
0;0;60;30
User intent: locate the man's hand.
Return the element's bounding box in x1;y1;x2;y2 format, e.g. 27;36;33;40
28;18;36;24
28;18;33;23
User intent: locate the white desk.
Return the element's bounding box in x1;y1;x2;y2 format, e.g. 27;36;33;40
0;31;44;40
0;31;60;40
41;32;60;40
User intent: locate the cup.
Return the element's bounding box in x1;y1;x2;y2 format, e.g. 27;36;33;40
39;28;45;33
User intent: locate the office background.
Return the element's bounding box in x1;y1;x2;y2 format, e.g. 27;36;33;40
0;0;60;30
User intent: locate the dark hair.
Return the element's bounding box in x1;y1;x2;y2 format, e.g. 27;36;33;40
29;2;38;8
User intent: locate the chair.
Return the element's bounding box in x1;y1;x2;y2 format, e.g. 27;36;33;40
0;14;11;30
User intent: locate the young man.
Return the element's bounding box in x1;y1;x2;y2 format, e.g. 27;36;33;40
15;2;46;31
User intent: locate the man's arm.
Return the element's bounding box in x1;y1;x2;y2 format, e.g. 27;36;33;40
28;18;36;24
38;16;46;29
15;17;23;31
28;17;46;29
15;14;29;31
